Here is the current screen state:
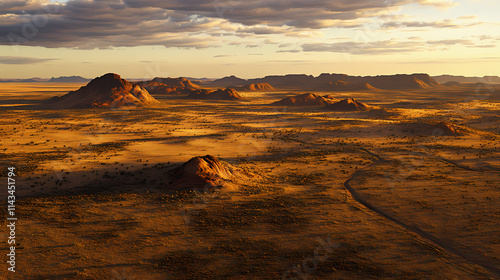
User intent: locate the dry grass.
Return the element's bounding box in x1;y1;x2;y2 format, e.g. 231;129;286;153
0;83;499;279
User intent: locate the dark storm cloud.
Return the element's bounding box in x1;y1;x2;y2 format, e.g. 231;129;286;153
0;0;226;49
0;0;40;12
123;0;405;27
0;0;458;49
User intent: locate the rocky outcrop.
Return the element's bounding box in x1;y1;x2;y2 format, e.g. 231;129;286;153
168;155;236;189
238;83;275;91
44;73;158;108
187;88;243;100
139;77;201;95
326;98;371;111
272;93;337;106
402;121;466;136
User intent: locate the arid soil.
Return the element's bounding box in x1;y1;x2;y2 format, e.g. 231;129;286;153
0;82;499;279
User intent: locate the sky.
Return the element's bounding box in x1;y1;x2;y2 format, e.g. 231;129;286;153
0;0;498;79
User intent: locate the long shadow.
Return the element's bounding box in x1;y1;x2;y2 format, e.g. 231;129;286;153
0;104;42;111
118;132;229;143
26;263;140;280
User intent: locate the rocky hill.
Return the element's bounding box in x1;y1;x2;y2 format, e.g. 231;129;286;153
272;93;337;106
44;73;158;108
187;88;243;101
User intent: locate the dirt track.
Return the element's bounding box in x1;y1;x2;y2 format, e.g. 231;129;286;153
344;148;500;277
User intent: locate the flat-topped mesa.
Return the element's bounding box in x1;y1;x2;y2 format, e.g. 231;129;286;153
272;93;337;106
330;80;350;87
48;76;90;83
443;81;462;87
168;155;236;189
187;88;243;101
211;73;439;90
44;73;158;108
433;75;500;84
411;73;439;87
324;81;377;91
362;74;436;89
327;98;371;111
248;74;315;89
239;83;275;91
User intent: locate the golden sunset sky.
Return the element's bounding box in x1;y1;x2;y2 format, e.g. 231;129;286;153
0;0;498;79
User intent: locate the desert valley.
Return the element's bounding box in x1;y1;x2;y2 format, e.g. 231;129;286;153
0;72;499;279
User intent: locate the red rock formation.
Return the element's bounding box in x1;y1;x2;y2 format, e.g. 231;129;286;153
324;81;377;91
239;83;275;91
168;155;235;189
403;121;466;136
272;93;337;106
187;88;243;100
327;98;371;111
44;73;158;108
139;77;201;95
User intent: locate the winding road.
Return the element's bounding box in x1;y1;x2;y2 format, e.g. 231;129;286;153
343;148;500;277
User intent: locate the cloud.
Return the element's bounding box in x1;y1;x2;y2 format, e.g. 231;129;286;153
302;41;424;54
301;38;497;54
0;0;224;49
237;25;293;35
426;39;473;45
0;0;464;49
381;16;484;29
264;59;315;63
457;15;477;20
468;44;496;48
394;56;500;64
474;35;493;41
276;49;301;53
417;0;458;8
0;56;58;64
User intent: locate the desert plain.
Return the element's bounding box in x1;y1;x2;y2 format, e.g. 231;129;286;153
0;77;499;280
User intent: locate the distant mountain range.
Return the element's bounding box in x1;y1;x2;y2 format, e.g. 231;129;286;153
0;77;48;83
0;76;90;83
2;74;499;87
432;75;500;84
48;76;91;83
206;73;440;90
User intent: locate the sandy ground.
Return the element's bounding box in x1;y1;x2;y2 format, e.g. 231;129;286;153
0;83;499;279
